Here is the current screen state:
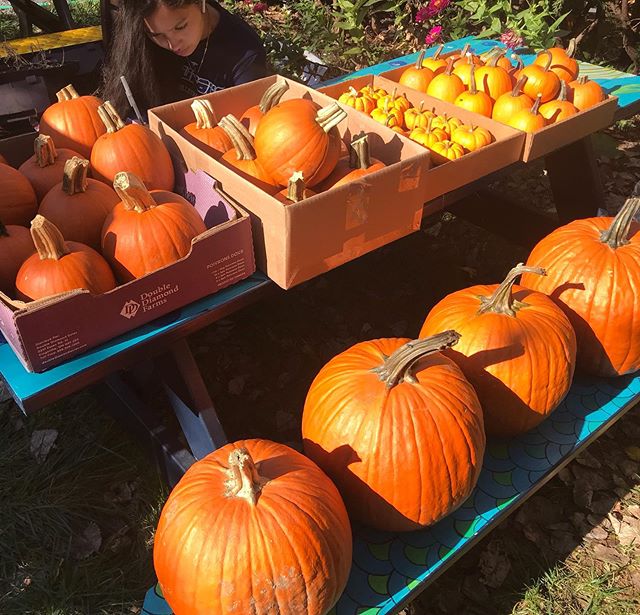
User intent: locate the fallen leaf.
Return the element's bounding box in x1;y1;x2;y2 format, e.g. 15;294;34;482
72;522;102;560
624;505;640;520
589;497;616;516
572;466;610;491
30;429;58;463
592;543;630;566
585;525;609;541
617;517;640;548
478;540;511;589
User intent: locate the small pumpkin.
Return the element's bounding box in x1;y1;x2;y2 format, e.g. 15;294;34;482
426;57;466;103
454;64;493;117
181;99;233;155
474;53;514;102
451;125;493;152
370;99;404;128
0;163;38;226
154;440;352;615
38;84;106;159
506;94;547;133
359;85;388;100
399;50;435;93
430;139;465;164
91;102;175;190
539;80;578;123
275;171;316;204
534;38;579;84
421;43;448;75
16;215;116;300
431;113;464;136
568;76;606;111
421;264;576;437
404;101;436;131
338;86;377;115
519;50;561;102
240;81;290;135
301;330;486;532
376;88;411;114
38;157;120;250
452;43;483;67
492;76;534;125
101;172;207;282
409;116;448;148
452;53;475;88
0;218;35;296
480;47;513;71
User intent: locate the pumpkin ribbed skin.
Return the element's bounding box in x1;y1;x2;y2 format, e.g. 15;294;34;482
183;123;232;154
154;439;352;615
0;222;35;295
420;267;576;437
19;146;81;203
302;334;485;532
534;46;578;83
0;163;38;226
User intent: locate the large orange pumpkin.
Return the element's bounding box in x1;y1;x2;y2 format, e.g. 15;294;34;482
101;172;206;282
154;439;352;615
240;80;289;135
426;57;466;103
0;219;35;296
521;187;640;377
474;54;514;102
254;99;345;187
18;135;81;203
534;38;579;83
492;76;533;125
568;76;606;111
16;215;116;300
399;50;435;93
454;64;493;117
181;99;233;155
91;101;175;190
0;163;37;226
421;264;576;437
39;157;120;250
302;330;486;532
519;51;561;102
38;84;106;159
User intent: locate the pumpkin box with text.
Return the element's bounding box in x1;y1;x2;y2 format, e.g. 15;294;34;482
147;75;431;290
0;133;255;373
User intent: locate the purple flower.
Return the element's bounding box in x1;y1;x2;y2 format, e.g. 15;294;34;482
253;1;267;12
500;29;524;50
424;25;443;46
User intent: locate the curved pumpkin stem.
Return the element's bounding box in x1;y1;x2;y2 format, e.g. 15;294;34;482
531;93;543;115
31;215;69;260
458;43;471;59
316;103;348;133
34;134;57;168
600;182;640;249
511;75;528;97
113;172;157;212
431;43;444;60
191;99;218;129
225;447;269;505
478;263;546;316
62;157;90;196
349;134;374;170
55;84;80;102
557;80;569;102
415;49;426;69
259;81;289;113
97;101;126;133
219;115;258;161
511;54;524;72
488;50;506;68
566;37;577;58
371;330;461;388
539;50;553;72
469;63;478;95
285;171;307;203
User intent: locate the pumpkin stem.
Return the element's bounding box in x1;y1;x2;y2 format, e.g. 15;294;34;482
511;53;524;72
469;63;478;95
540;50;553;72
578;75;588;85
286;171;306;203
34;134;57;168
30;215;69;260
55;84;80;102
348;86;359;97
531;93;543;115
191;99;218;129
558;79;569;102
259;81;289;113
371;330;461;388
97;101;126;133
415;49;426;69
512;75;527;97
478;263;546;316
62;157;90;196
225;447;269;505
219;115;257;161
444;56;456;76
431;43;444;60
459;43;471;59
349;134;373;170
113;172;157;212
600;182;640;249
488;50;506;68
315;103;347;133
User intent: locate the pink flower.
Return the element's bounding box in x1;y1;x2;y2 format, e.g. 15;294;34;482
415;7;430;23
500;29;524;50
426;0;450;18
253;1;267;12
424;25;443;46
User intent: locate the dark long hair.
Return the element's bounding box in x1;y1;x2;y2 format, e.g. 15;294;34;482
101;0;201;117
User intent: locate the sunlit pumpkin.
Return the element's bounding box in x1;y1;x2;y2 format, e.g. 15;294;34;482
534;39;579;83
454;64;493;117
399;50;435;93
450;125;493;152
492;76;534;125
519;51;561;102
539;80;578;123
338;86;377;115
426;57;466;103
568;76;606;111
240;80;290;135
181;99;233;154
506;94;547;133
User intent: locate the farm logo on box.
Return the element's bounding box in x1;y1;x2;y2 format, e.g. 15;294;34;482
120;284;180;319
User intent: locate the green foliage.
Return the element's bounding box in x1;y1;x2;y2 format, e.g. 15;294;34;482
332;0;404;43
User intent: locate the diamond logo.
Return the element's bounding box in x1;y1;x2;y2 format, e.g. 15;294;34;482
120;300;141;319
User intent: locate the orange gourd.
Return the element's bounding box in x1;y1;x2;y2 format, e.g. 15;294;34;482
431;113;464;136
376;88;411;114
452;43;483;67
454;64;493;117
453;53;475;87
240;81;289;135
492;76;534;124
519;51;561;102
302;330;485;532
474;53;514;101
0;219;35;296
534;39;579;83
181;99;233;154
154;439;352;615
409;116;448;148
421;43;448;75
370;99;404;128
38;84;106;159
399;50;435;93
430;139;465;163
101;172;206;282
521;187;640;377
506;94;547;132
568;76;606;111
421;264;576;437
254;99;346;187
38;157;120;250
91;102;175;190
539;80;578;123
0;163;37;226
451;125;493;152
426;57;466;103
338;86;377;115
404;101;436;131
480;47;513;71
275;171;316;203
16;215;116;300
360;85;388;100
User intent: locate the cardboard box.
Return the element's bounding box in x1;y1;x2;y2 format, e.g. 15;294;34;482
0;134;256;372
148;75;431;289
319;74;525;202
378;64;618;162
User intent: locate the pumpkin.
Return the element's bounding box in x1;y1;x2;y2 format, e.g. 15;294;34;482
492;76;533;125
539;80;578;123
451;125;493;152
404;101;436;131
568;76;606;111
506;94;547;133
275;171;316;203
154;439;352;615
452;53;475;87
521;187;640;377
218;115;280;193
474;53;514;102
370;99;404;128
181;99;233;155
534;38;579;83
452;43;483;67
16;215;116;300
454;64;493;117
399;49;435;93
38;84;106;159
480;47;513;71
510;54;525;81
376;88;411;114
240;81;289;135
91;101;175;190
409;116;448;148
0;163;37;226
427;57;466;103
421;43;448;75
360;85;388;100
301;330;486;532
431;113;464;136
18;135;81;203
0;218;35;296
338;86;377;115
430;139;465;164
421;264;576;437
101;172;206;282
519;50;561;102
38;157;120;250
254;99;345;188
317;134;385;191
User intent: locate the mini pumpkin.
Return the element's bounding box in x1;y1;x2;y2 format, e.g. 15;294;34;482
519;50;561;102
338;86;377;115
454;64;493;117
426;57;466;103
451;125;493;152
492;76;534;125
539;80;578;123
399;50;435;93
534;38;579;83
568;76;606;111
474;53;514;102
421;43;447;75
430;139;465;163
506;94;547;133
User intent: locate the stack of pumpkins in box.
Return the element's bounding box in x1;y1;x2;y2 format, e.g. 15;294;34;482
153;181;640;615
397;40;607;132
180;82;387;202
0;85;208;302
